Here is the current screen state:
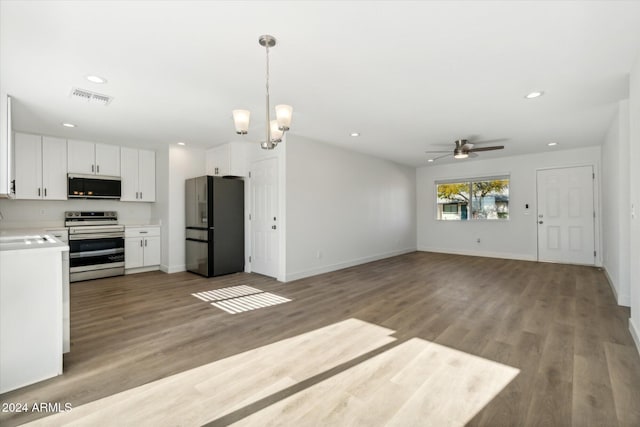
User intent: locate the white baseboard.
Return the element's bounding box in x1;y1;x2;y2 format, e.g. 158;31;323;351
160;264;186;274
630;318;640;356
125;265;160;275
417;246;537;262
602;267;631;307
284;247;416;282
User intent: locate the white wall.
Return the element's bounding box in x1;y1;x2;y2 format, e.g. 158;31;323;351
417;146;602;262
159;145;205;273
0;198;152;229
602;100;631;306
285;135;416;282
629;52;640;353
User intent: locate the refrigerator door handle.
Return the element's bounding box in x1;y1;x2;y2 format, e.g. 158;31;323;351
186;237;208;243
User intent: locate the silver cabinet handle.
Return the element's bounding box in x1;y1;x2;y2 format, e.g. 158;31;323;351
145;239;147;247
38;188;41;196
44;188;47;197
139;231;148;234
135;192;138;199
92;164;95;173
538;221;544;224
140;192;142;199
140;239;143;247
97;165;100;173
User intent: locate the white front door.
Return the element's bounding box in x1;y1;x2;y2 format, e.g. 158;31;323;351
537;165;595;265
251;157;279;278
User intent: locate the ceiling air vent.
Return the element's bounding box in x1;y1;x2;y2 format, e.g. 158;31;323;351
70;87;113;106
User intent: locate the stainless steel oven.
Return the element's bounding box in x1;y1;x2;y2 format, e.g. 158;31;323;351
66;211;125;282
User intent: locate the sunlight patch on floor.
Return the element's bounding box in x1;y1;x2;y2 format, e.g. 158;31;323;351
192;285;292;314
233;338;520;426
24;319;518;426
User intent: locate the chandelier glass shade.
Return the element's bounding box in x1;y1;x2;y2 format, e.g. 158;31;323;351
233;35;293;150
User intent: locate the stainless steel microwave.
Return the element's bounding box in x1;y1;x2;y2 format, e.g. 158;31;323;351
67;174;121;199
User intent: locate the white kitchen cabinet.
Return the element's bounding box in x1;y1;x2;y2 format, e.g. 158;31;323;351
120;147;155;202
125;237;144;269
138;149;156;201
0;238;65;393
142;235;161;266
45;228;70;354
14;132;67;200
68;139;120;176
125;226;161;272
206;142;249;177
95;143;120;176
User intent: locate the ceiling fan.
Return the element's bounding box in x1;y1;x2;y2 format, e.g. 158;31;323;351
425;139;505;162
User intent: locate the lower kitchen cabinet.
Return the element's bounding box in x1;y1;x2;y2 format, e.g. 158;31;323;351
124;226;161;272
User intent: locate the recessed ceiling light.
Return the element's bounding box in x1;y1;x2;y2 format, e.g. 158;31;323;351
177;142;186;146
62;122;76;128
525;91;544;99
86;75;107;84
350;132;360;137
547;142;558;146
427;159;434;163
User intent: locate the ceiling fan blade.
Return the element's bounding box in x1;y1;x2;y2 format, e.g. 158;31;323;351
428;153;452;161
424;150;451;154
468;152;478;158
469;138;508;145
468;145;504;152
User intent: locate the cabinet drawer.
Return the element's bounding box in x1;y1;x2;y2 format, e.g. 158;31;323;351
125;226;160;238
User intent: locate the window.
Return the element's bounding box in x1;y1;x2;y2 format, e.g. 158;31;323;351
436;176;509;220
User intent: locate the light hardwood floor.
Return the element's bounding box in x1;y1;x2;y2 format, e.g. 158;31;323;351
1;251;639;426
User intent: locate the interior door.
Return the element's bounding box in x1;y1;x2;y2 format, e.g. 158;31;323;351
537;165;595;265
251;158;279;278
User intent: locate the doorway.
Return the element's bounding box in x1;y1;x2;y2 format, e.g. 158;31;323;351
250;157;279;278
536;165;595;265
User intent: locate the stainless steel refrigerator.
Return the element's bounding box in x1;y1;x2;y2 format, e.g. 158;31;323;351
185;176;244;277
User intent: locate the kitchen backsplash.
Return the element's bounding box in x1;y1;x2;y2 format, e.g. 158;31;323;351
0;199;154;228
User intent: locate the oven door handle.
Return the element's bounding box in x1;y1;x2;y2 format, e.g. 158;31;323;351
70;233;124;240
69;248;125;258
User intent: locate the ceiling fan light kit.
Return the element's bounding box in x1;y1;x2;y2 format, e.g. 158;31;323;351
232;34;293;150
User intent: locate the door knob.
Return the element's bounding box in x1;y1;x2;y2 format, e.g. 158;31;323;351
272;225;277;230
538;221;544;224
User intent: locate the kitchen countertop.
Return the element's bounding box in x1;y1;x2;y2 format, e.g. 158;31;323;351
0;229;69;252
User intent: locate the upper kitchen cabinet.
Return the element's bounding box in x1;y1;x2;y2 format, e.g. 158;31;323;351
206;142;249;177
120;147;155;202
14;132;67;200
68;140;120;176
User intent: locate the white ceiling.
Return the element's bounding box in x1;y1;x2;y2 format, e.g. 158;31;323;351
1;1;639;166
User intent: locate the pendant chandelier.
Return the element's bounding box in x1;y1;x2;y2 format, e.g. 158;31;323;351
232;35;293;150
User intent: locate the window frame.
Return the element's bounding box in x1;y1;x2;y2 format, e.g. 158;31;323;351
434;174;510;222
